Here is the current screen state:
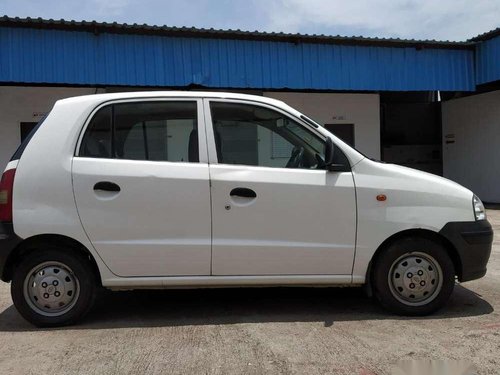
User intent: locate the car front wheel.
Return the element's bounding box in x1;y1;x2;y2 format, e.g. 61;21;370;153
373;236;455;316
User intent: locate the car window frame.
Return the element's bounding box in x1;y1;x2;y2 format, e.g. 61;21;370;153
203;98;345;171
75;98;208;164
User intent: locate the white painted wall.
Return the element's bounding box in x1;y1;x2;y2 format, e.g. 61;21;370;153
264;92;381;159
443;90;500;203
0;86;101;171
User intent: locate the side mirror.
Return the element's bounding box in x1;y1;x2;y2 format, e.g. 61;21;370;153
324;138;335;166
324;138;350;172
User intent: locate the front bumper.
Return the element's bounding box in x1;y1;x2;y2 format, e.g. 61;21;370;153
439;220;493;282
0;222;22;282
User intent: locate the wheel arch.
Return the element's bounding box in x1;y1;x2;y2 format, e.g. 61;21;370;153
2;234;102;286
364;228;462;296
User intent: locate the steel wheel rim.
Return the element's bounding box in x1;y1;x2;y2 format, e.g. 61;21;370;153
388;252;443;307
23;261;80;317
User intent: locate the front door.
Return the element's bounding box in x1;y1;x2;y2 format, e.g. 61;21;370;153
72;99;212;277
206;99;357;276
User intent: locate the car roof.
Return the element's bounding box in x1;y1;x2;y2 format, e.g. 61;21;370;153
57;90;293;112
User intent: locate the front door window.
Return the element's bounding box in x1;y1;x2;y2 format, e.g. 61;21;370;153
210;102;327;169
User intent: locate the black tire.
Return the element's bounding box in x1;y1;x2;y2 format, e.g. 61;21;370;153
372;236;455;316
11;247;96;327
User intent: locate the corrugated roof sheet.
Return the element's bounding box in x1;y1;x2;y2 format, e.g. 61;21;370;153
0;15;474;50
0;25;476;91
7;16;500;89
476;34;500;85
469;27;500;42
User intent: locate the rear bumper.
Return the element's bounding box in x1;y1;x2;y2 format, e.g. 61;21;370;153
0;222;21;282
439;220;493;282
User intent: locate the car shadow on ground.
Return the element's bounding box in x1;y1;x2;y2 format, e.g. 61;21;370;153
0;284;493;332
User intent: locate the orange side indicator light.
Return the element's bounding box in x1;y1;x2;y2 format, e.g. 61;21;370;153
376;194;387;202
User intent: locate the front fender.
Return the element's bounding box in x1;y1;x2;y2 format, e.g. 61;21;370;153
351;158;475;282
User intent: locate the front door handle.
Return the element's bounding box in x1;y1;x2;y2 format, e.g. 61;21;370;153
230;187;256;198
94;181;121;192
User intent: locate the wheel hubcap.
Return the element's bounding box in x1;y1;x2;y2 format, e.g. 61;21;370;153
388;252;443;306
23;261;80;317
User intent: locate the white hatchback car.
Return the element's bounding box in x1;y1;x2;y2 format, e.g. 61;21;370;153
0;91;493;326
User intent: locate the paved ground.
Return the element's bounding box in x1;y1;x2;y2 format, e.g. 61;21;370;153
1;212;500;374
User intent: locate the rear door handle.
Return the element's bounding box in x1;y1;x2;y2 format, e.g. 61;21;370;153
94;181;121;192
230;187;256;198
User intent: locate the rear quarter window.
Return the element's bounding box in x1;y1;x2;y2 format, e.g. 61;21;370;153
10;113;50;161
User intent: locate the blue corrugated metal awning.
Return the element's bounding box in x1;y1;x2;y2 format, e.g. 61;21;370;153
476;35;500;85
0;18;488;91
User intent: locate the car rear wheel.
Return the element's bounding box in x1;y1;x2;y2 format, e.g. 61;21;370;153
373;236;455;316
11;248;96;327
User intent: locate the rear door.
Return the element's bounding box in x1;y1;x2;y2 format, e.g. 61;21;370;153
205;99;357;276
72;98;212;277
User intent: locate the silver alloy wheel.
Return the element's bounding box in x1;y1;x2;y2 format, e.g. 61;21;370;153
23;261;80;317
388;252;443;307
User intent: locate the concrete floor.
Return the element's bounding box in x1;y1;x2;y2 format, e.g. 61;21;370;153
1;211;499;374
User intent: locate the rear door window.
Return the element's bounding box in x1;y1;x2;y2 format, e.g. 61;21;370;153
79;101;199;162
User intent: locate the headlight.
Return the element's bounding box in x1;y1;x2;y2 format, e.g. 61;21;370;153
473;195;486;221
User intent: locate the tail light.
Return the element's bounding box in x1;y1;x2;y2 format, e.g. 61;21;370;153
0;168;16;222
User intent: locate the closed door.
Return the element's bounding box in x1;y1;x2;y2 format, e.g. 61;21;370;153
205;100;357;276
72;99;212;277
